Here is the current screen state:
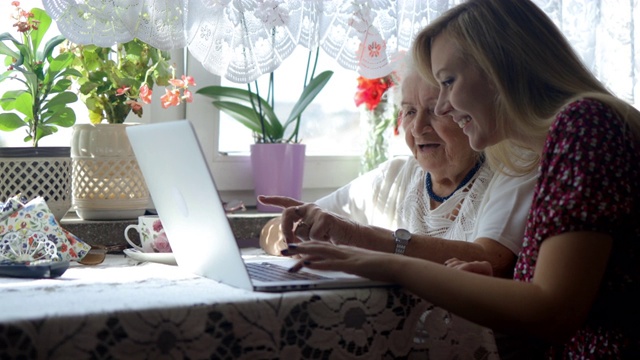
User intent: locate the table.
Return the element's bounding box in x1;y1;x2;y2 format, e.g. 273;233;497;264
0;251;499;359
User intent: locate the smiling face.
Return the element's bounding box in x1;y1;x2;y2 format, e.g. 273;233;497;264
400;69;477;179
430;34;501;151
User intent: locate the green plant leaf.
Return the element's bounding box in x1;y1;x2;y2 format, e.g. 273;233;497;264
15;93;34;119
284;70;333;127
30;8;52;57
197;86;280;124
42;107;76;128
197;86;285;140
46;52;75;83
212;100;270;133
50;78;72;93
35;124;58;143
0;89;26;106
0;34;21;62
0;112;26;131
42;91;78;111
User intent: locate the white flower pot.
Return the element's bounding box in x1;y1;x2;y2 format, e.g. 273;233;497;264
70;123;150;220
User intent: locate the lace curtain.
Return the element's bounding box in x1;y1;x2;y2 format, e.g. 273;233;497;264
42;0;639;105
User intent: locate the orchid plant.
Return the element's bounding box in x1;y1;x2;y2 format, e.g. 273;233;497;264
196;49;332;144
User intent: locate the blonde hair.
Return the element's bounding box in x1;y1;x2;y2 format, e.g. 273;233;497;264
413;0;640;175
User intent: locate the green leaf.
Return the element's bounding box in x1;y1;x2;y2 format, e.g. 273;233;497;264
15;94;34;119
0;112;27;131
50;78;72;93
46;52;75;82
0;89;27;105
42;91;78;111
42;107;76;128
196;86;282;133
34;124;58;144
212;101;269;133
30;8;53;56
0;34;21;60
284;70;333;127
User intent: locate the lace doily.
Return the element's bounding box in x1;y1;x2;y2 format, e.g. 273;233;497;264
43;0;433;82
41;0;640;107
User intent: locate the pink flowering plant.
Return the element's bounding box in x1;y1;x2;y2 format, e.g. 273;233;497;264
68;39;195;124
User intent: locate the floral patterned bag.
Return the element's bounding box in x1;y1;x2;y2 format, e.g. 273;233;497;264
0;195;91;263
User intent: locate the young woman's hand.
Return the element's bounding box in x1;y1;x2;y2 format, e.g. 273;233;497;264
281;241;400;283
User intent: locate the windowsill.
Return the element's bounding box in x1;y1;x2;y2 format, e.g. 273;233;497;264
61;209;278;249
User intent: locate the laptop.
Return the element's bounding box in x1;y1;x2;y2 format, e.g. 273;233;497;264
126;120;391;292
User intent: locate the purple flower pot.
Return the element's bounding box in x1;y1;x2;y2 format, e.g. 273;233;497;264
250;143;306;212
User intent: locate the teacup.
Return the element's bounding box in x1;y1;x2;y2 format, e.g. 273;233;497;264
124;215;172;253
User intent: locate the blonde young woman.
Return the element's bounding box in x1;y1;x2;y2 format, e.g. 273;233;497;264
260;60;537;277
277;0;640;359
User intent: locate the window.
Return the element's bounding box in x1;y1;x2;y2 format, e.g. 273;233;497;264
187;48;382;205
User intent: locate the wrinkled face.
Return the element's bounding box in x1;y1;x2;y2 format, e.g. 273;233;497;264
400;70;477;175
431;34;501;151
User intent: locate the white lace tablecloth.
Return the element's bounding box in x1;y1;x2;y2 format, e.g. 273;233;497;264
0;252;499;359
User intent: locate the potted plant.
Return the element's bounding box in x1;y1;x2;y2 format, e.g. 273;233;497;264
67;39;194;220
196;48;333;212
0;1;80;220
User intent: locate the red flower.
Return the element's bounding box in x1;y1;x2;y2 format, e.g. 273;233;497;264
354;75;395;111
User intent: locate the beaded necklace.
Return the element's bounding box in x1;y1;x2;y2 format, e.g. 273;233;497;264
426;157;485;203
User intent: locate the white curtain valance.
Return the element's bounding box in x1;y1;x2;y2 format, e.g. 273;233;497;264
42;0;640;107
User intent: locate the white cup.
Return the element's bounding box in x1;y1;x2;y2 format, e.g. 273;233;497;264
124;215;172;253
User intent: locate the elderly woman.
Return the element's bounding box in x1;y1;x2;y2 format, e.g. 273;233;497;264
260;59;537;278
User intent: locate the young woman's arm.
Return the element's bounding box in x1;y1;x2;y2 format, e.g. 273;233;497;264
288;231;611;343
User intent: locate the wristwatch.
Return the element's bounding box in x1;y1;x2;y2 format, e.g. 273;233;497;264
393;228;412;255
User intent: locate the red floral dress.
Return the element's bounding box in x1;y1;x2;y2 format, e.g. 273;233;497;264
513;99;640;359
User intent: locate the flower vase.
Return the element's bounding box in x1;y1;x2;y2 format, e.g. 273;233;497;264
360;101;395;174
70;123;150;220
250;143;306;213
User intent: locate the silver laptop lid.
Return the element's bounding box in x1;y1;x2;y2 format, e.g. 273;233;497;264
126;120;254;291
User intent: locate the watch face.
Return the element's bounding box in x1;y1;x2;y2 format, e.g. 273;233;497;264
395;229;411;241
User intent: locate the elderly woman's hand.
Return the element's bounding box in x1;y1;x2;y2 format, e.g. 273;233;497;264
258;195;361;247
282;241;399;283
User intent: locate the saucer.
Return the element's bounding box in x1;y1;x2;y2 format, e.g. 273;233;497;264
123;249;177;266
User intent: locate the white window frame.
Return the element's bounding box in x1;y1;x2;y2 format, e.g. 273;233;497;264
183;53;361;206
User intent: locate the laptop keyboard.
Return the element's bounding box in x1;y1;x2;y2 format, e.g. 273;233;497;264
246;262;329;282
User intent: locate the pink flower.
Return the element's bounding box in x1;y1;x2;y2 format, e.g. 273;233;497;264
183;75;196;87
160;88;181;109
152;219;163;232
116;85;130;96
152;233;172;253
126;99;143;116
139;83;152;104
184;89;193;103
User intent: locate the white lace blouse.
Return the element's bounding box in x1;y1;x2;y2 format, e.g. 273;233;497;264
314;156;494;242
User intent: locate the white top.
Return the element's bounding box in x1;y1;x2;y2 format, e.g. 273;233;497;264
315;156;537;254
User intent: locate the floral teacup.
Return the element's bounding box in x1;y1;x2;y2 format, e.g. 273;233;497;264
124;215;172;253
